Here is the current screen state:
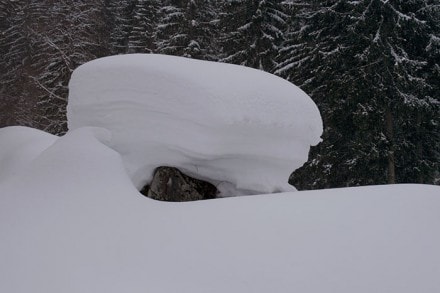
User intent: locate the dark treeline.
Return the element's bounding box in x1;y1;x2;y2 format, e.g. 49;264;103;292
1;0;439;189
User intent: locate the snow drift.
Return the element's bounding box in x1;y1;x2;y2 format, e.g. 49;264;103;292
67;54;322;194
0;126;439;293
0;126;57;183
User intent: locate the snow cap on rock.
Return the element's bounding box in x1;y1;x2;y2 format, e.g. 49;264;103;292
67;54;322;195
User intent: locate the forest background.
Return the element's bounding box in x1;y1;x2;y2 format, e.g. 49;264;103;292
1;0;439;190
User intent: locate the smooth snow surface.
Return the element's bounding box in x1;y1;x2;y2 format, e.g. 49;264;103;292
1;126;439;293
0;126;57;183
67;54;322;194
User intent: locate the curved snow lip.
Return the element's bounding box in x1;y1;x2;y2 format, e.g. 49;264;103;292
68;54;323;195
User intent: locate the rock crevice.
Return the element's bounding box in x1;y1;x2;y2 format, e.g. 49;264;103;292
140;166;217;201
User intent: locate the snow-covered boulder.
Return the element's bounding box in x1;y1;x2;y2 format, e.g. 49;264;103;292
67;54;322;195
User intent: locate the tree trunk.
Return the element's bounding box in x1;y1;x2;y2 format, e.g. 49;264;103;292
386;108;396;184
416;111;424;183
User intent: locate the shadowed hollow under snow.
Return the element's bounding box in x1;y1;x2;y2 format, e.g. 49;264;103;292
67;54;323;194
0;126;439;293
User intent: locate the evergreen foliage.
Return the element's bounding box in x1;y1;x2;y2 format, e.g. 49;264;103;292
127;0;159;53
0;0;39;128
155;0;219;60
32;1;109;134
0;0;438;187
287;0;440;188
0;0;109;134
108;0;136;54
219;0;287;71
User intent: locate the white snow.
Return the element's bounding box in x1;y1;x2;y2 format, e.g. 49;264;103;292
67;54;322;195
1;54;438;292
0;126;439;293
0;126;57;183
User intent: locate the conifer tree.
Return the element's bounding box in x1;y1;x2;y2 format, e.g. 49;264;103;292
0;0;437;187
108;0;137;54
155;0;218;60
31;0;109;134
127;0;159;53
0;0;41;128
1;0;109;134
288;0;440;189
219;0;287;71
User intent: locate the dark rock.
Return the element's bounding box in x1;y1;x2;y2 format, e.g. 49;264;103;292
140;166;217;202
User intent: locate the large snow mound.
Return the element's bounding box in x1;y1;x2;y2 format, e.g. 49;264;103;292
67;54;322;194
0;126;439;293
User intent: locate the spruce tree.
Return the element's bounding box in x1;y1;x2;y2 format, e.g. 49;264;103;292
155;0;218;60
0;0;40;129
219;0;287;71
31;0;109;134
0;0;109;134
108;0;137;54
287;0;440;189
127;0;159;53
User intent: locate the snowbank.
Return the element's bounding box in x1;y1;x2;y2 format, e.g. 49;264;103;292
0;126;57;183
67;54;322;194
0;126;439;293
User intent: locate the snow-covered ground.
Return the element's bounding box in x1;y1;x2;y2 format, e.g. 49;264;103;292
1;55;439;292
0;126;57;183
0;126;439;293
